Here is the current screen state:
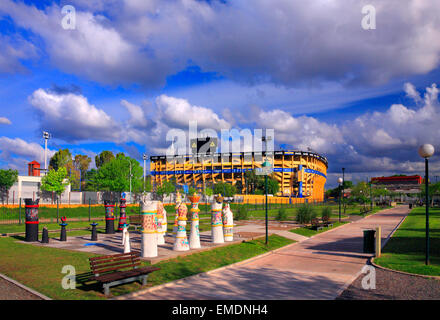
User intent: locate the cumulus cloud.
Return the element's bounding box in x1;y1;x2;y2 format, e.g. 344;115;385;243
0;117;11;125
28;88;122;143
0;34;37;74
0;137;56;173
2;0;440;87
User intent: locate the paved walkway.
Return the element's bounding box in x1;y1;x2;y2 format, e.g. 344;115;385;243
117;206;409;300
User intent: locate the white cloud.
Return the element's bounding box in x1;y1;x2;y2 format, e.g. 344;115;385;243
0;117;11;125
2;0;440;87
0;34;37;74
28;89;122;143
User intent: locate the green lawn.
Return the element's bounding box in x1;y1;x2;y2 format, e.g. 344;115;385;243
290;221;349;237
374;207;440;276
0;233;292;299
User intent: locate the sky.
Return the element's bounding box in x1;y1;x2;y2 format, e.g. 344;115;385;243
0;0;440;188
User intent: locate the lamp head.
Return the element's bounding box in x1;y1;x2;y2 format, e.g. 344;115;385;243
338;177;343;184
418;144;434;159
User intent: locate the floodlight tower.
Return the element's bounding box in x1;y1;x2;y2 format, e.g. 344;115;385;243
43;131;51;174
143;153;147;192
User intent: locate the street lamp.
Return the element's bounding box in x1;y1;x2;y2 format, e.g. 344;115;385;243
338;177;343;222
43;131;51;174
143;154;147;192
262;160;272;244
418;144;435;265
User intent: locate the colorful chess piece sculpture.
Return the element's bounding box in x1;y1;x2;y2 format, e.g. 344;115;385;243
140;198;158;258
117;194;127;232
173;191;182;236
25;198;39;242
156;201;167;245
188;193;201;249
222;202;234;242
104;200;115;234
211;194;224;244
122;223;131;253
173;202;190;251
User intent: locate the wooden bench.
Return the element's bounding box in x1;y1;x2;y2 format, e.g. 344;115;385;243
311;218;323;231
322;216;333;228
128;215;142;231
89;252;160;296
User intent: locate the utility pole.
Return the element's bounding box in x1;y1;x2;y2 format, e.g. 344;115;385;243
143;154;147;192
43;131;50;174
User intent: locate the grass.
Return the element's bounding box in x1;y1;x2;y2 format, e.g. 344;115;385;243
289;221;348;237
0;233;292;299
374;207;440;276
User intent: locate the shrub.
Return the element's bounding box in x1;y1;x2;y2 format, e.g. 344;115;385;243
235;205;249;221
321;207;332;220
296;204;316;224
276;208;288;221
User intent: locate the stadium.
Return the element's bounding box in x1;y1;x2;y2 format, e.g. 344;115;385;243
150;150;328;202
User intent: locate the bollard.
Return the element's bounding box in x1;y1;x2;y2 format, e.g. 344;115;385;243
41;227;49;244
25;198;39;242
90;222;98;241
117;195;127;232
60;223;67;241
104;200;116;234
375;226;381;257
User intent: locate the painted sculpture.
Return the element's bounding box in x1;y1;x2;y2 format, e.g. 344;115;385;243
117;194;127;232
222;202;234;242
173;202;190;251
140;198;158;258
156;201;167;245
104;200;116;234
211;194;224;244
173;191;182;236
122;223;131;253
188;193;201;249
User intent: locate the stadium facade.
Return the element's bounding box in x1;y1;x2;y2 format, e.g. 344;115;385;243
150;150;328;202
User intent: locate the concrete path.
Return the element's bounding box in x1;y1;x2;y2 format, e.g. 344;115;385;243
117;206;409;300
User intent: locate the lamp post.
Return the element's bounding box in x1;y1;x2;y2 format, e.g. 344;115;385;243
418;144;435;265
369;181;373;211
262;160;272;244
43;131;51;174
143;154;147;192
338;177;343;222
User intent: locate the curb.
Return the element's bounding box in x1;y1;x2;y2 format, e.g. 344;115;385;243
112;235;298;300
370;258;440;281
0;273;52;300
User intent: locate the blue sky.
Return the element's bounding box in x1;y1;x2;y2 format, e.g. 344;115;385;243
0;0;440;188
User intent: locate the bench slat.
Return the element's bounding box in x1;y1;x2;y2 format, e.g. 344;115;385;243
90;256;140;267
91;260;141;273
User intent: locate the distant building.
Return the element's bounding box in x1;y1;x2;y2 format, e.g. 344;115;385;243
370;175;422;202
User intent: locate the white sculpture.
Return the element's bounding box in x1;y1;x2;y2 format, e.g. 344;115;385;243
173;202;190;251
211;194;224;244
172;191;182;236
222;202;234;242
188;193;201;249
156;201;167;245
122;224;131;253
140;198;158;258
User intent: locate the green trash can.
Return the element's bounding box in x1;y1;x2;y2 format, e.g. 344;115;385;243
363;229;376;253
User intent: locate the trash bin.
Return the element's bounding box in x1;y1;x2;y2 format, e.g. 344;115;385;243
363;229;376;254
409;203;413;209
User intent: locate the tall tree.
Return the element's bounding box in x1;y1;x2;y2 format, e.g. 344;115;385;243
0;169;18;204
95;151;115;169
94;155;143;192
49;149;72;171
41;167;69;198
73;154;91;189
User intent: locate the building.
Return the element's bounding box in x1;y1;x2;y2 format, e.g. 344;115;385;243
371;175;422;191
150;150;328;201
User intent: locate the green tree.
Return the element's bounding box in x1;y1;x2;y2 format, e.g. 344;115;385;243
94;155;143;192
156;180;176;200
0;169;18;204
83;169;98;191
41;167;69;197
49;149;72;171
213;182;237;197
421;182;440;206
256;176;279;195
95;151;115;169
204;187;213;197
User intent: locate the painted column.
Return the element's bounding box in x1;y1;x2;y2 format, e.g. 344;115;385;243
188;193;201;249
122;224;131;253
222;202;234;242
211;195;224;244
25;198;39;242
173;191;182;236
173;203;190;251
156;201;167;245
104;200;115;234
140;199;158;258
117;194;127;232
